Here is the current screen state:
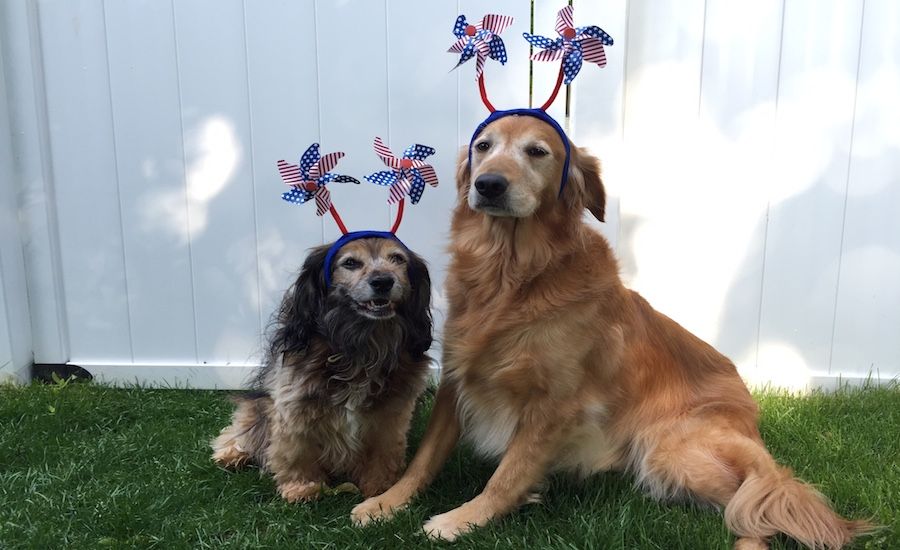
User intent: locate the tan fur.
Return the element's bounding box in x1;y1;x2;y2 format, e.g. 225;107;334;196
352;117;872;548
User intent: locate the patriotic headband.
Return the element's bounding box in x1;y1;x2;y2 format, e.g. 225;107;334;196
277;139;439;287
449;6;613;196
468;108;571;197
322;230;406;288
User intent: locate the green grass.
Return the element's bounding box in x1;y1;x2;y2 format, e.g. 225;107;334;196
1;380;897;549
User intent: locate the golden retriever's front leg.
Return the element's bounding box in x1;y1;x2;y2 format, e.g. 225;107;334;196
350;382;460;525
423;400;567;541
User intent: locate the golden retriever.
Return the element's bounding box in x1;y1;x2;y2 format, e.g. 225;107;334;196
212;237;432;502
350;115;871;549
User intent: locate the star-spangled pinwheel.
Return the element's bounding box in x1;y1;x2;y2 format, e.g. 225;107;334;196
447;14;515;80
277;143;359;216
523;5;614;85
365;137;439;205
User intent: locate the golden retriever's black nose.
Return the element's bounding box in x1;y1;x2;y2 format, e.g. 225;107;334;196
474;173;508;199
369;274;395;293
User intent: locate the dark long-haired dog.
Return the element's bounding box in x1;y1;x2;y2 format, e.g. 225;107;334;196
211;237;433;502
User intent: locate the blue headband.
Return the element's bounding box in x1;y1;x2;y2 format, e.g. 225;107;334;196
468;108;571;198
323;230;408;288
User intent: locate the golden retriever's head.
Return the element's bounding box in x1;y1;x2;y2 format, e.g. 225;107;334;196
459;115;606;222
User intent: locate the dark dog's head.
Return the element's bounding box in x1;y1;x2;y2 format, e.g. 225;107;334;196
268;237;433;362
329;238;416;320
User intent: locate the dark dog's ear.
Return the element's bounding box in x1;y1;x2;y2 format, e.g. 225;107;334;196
402;251;433;359
569;146;606;222
267;245;329;359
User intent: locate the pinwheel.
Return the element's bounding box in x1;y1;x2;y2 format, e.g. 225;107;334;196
523;5;614;85
365;137;439;205
277;143;358;216
447;14;515;80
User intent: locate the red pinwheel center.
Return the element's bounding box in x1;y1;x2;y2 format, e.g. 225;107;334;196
562;27;576;40
400;158;414;170
302;181;318;192
465;25;477;37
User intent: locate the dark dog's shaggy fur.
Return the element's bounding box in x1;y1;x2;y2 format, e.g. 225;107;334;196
211;238;432;502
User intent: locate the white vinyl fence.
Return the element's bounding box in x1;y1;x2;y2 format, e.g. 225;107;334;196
1;0;898;390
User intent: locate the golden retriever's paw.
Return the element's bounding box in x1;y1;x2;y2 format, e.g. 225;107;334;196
423;510;478;542
278;480;323;503
350;494;406;527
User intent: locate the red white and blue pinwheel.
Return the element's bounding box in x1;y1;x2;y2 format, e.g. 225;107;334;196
365;137;439;205
447;14;515;80
278;143;359;216
523;6;614;85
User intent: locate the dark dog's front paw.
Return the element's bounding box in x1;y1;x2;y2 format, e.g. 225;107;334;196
278;480;323;503
358;476;396;498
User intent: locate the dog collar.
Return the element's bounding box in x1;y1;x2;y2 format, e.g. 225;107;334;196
467;108;571;198
323;230;408;288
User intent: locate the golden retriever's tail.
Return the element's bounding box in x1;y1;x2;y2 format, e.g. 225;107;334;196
725;444;874;549
210;392;273;470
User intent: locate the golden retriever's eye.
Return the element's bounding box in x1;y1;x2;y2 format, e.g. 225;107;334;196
388;253;407;265
341;258;362;270
526;146;549;158
475;141;491;152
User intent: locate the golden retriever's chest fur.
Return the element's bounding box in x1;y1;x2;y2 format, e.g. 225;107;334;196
443;259;627;472
451;367;623;473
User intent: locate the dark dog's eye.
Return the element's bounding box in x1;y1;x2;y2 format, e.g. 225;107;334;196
341;258;362;270
475;141;491;152
388;253;407;265
526;146;548;158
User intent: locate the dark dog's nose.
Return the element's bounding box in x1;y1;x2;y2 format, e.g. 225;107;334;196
369;274;394;294
474;173;508;199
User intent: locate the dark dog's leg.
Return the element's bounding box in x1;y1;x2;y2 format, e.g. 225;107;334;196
353;393;421;498
351;382;461;524
211;394;271;469
267;406;328;503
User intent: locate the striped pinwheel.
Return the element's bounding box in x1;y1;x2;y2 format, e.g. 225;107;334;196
523;5;614;85
447;14;515;80
277;143;358;216
365;137;439;205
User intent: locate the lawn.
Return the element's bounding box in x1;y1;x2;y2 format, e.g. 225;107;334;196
0;379;896;549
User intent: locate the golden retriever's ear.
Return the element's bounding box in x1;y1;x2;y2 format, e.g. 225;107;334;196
455;146;471;197
572;146;606;222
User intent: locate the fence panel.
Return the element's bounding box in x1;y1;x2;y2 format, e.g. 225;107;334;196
4;0;897;388
38;0;132;362
755;0;865;382
104;0;197;363
830;0;900;377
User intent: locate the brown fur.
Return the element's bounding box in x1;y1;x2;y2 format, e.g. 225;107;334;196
351;117;872;548
212;238;432;501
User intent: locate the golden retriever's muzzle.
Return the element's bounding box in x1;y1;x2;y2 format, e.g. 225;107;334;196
472;173;511;213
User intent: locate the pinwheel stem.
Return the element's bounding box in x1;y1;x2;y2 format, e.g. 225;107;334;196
539;65;565;111
390;199;405;234
478;73;496;112
329;205;349;235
